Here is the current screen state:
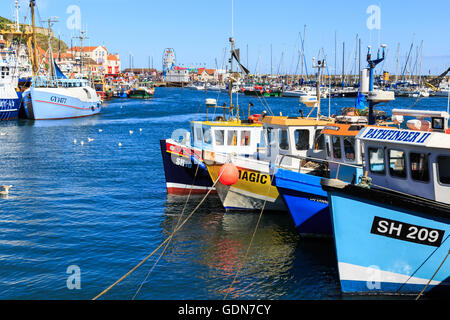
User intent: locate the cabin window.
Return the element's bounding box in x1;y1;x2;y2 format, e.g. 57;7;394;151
294;129;310;150
325;136;331;158
332;136;342;159
215;130;224;146
195;127;203;141
203;127;212;144
314;130;325;150
368;147;385;174
227;130;238;146
241;130;251;146
410;152;430;182
344;137;355;161
388;149;406;178
437;156;450;184
279;129;289;150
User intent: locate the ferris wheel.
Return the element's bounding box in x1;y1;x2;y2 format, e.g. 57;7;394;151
162;48;176;74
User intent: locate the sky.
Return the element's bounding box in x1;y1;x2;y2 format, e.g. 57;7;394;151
4;0;450;75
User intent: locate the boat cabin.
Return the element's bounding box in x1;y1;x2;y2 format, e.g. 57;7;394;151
189;99;263;156
259;115;331;169
322;119;366;181
357;109;450;204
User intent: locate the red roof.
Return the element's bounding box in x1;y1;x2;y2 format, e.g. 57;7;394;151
107;54;119;61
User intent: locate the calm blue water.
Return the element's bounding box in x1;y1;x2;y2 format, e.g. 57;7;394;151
0;88;447;300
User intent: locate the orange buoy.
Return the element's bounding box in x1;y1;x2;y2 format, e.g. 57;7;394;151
218;163;239;186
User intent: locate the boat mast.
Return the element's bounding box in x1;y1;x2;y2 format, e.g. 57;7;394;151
312;55;326;120
14;0;20;32
30;0;38;76
43;17;58;80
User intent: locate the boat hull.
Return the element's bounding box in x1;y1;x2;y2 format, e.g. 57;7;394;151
324;182;450;296
160;139;215;195
274;164;362;236
205;160;286;212
23;87;101;120
0;92;21;120
274;168;331;235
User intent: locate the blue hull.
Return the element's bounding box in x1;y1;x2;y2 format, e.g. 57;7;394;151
160;139;214;194
274;166;362;236
274;168;331;235
326;185;450;295
0;92;21;120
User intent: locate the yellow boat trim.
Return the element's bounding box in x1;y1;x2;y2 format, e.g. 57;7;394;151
262;116;333;126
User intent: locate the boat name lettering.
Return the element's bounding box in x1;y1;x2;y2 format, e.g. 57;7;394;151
362;128;431;144
308;197;328;204
0;99;15;108
238;170;268;184
50;96;68;104
370;216;444;247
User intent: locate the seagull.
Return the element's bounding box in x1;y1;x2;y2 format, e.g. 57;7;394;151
129;130;133;135
139;128;142;132
88;138;94;142
73;139;77;144
0;132;8;136
98;129;103;133
0;185;12;196
118;142;122;147
80;141;84;146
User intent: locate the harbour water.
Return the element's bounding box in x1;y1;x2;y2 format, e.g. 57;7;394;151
0;87;447;299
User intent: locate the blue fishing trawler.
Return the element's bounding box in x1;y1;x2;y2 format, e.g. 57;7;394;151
322;109;450;296
273;45;393;236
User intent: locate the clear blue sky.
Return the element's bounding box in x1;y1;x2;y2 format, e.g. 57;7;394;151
6;0;450;75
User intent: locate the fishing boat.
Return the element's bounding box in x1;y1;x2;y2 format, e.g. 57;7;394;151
273;117;367;235
272;45;391;235
160;98;263;195
127;86;154;99
160;36;262;195
322;108;450;296
204;58;332;212
21;3;101;120
0;46;21;120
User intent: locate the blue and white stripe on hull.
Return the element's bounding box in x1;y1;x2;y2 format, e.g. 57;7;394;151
323;181;450;295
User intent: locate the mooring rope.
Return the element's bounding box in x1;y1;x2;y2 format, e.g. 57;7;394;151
92;166;224;300
415;249;450;300
131;164;201;299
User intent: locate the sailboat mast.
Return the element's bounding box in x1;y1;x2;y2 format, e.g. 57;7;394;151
30;0;38;76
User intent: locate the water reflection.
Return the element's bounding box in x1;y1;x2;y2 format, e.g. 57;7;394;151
160;194;340;299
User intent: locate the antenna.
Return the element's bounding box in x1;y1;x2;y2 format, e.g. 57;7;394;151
72;30;89;76
41;17;59;79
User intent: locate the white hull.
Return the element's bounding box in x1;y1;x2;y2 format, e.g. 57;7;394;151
23;86;101;120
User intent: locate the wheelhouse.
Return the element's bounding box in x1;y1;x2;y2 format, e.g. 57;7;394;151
259;115;332;169
357;109;450;204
